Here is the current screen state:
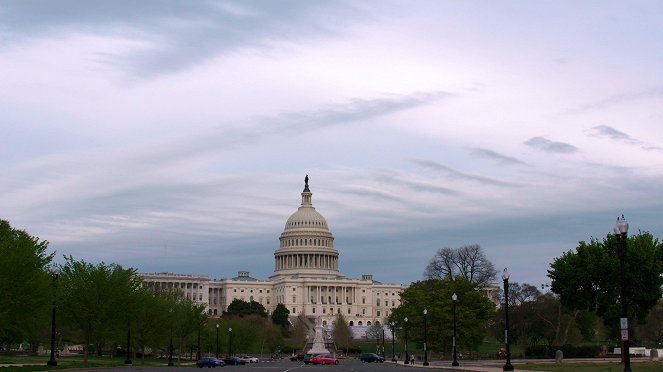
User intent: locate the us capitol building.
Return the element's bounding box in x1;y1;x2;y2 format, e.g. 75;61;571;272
140;177;405;327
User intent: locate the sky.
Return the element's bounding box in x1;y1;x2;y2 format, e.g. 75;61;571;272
1;0;662;288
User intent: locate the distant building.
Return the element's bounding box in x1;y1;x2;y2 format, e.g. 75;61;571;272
141;177;405;327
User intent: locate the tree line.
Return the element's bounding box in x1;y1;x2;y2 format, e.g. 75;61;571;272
2;217;663;360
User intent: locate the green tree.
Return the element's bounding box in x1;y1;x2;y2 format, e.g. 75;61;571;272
548;231;663;336
390;277;495;353
225;299;267;318
331;313;352;354
0;220;54;348
58;256;141;362
271;303;290;332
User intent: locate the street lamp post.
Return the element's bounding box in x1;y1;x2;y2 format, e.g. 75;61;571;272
452;293;459;367
168;309;174;367
423;309;429;366
47;264;59;367
404;317;409;364
124;325;132;364
502;268;514;371
382;326;386;358
228;328;233;356
215;324;220;358
390;322;396;362
614;215;632;372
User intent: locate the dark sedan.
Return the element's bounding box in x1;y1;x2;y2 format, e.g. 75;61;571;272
196;357;225;368
359;353;385;363
222;356;247;365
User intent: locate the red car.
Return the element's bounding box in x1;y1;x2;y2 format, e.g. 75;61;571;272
309;353;339;365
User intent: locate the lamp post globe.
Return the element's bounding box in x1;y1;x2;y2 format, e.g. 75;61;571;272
502;268;513;371
452;293;459;367
404;317;409;364
614;215;632;372
47;264;59;367
423;309;429;365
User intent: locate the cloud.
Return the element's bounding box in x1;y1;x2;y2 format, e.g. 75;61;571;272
567;85;663;114
0;0;367;76
470;148;527;166
589;125;634;142
411;159;517;187
374;172;460;196
524;137;578;154
588;125;663;152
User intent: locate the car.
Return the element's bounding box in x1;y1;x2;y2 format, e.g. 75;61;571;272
303;353;320;365
196;357;225;368
360;353;385;363
240;355;258;363
309;353;339;365
290;353;305;361
222;356;247;365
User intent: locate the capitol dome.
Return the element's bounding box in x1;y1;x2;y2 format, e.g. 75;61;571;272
271;176;341;279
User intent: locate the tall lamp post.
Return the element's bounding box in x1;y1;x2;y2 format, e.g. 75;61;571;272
614;215;632;372
124;324;132;365
215;324;220;358
382;325;386;358
228;328;233;356
47;264;59;367
168;309;174;367
404;317;409;364
502;268;514;371
390;321;396;362
423;309;429;366
452;293;459;367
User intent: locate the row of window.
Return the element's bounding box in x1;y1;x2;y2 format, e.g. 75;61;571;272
281;237;331;247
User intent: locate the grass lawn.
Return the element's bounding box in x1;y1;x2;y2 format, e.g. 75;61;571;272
0;354;191;371
518;361;662;371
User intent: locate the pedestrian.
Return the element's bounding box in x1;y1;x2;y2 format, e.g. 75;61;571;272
410;354;415;364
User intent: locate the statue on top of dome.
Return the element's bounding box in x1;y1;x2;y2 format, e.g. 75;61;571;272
304;174;310;192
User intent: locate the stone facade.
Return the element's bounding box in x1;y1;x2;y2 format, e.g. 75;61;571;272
141;178;405;327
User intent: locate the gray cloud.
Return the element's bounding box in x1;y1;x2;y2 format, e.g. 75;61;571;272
411;159;517;187
470;148;527;166
374;172;460;196
0;0;366;76
567;85;663;114
589;125;634;142
588;125;663;152
524;137;578;154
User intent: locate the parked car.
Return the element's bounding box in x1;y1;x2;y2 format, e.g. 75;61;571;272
303;353;320;365
310;353;339;365
222;356;247;365
240;355;258;363
196;357;225;368
360;353;385;363
290;353;305;361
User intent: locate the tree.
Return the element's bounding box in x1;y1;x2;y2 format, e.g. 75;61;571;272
0;220;54;348
390;277;495;353
637;299;663;347
331;313;352;355
58;256;142;362
548;231;663;336
288;316;310;353
366;323;384;353
424;244;497;289
225;299;267;318
272;303;290;332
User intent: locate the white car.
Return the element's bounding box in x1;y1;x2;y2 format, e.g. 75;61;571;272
240;356;259;363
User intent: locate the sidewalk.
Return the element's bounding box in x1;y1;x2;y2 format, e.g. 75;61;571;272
390;360;543;372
